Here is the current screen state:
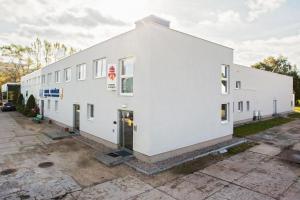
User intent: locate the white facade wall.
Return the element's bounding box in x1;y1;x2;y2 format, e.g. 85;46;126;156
19;16;294;161
232;64;294;123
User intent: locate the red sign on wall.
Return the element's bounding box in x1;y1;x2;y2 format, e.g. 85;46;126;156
107;64;117;91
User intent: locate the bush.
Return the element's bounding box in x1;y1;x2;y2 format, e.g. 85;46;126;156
24;95;38;117
16;94;25;113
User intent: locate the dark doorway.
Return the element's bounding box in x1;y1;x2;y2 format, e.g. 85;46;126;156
73;104;80;132
119;110;133;151
273;100;277;115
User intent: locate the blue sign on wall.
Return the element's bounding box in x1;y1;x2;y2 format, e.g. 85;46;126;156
44;88;59;97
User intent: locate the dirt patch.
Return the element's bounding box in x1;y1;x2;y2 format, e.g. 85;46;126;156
0;168;17;175
38;162;54;168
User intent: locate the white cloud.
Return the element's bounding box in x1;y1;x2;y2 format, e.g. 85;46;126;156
246;0;286;22
229;33;300;68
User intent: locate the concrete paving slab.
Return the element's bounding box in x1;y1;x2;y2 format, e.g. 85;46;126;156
128;189;175;200
74;176;153;200
206;184;275;200
249;143;281;156
0;168;81;200
281;179;300;200
199;162;246;182
235;166;296;199
158;173;227;200
292;142;300;151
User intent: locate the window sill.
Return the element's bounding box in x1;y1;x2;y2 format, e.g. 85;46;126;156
87;118;94;121
221;120;229;124
120;93;133;97
95;76;106;79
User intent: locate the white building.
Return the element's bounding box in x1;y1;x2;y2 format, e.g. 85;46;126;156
20;16;294;163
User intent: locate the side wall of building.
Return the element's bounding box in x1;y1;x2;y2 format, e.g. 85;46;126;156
232;64;294;124
142;24;234;158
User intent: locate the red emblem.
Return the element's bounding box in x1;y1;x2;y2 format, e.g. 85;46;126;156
108;65;116;80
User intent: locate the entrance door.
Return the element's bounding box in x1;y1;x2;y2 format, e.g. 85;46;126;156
41;100;44;118
119;110;133;151
273;100;277;115
73;104;80;132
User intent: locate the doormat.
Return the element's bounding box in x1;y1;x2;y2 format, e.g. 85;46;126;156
95;149;134;167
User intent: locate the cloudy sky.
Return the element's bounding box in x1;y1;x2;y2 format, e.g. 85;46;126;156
0;0;299;68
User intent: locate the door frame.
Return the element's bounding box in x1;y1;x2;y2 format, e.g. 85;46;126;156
73;104;80;132
118;109;134;152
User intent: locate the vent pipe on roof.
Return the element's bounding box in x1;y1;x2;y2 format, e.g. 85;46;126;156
135;15;170;28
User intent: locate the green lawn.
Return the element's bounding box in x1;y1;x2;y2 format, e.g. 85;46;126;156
233;117;293;138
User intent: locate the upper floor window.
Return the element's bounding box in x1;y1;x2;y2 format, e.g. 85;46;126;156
77;63;86;80
55;71;61;83
94;58;107;78
221;65;229;94
47;73;52;84
64;67;71;82
42;75;46;84
120;57;134;95
236;81;241;89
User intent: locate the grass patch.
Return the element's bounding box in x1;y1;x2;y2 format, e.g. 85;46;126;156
234;117;293;138
227;142;257;155
289;112;300;119
295;106;300;113
171;142;257;175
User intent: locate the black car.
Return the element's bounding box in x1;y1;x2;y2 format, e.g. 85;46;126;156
1;102;16;112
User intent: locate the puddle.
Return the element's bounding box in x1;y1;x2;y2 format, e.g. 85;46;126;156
38;162;54;168
0;168;17;176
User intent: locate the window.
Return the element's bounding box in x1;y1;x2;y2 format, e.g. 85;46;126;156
221;65;229;94
55;100;58;111
42;75;46;84
236;81;241;89
64;67;72;82
55;71;61;83
47;73;52;84
87;104;94;119
238;101;243;112
94;58;107;78
120;57;134;95
221;103;229;122
246;101;250;111
47;99;51;110
77;63;86;80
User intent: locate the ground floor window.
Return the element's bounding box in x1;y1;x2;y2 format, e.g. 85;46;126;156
87;104;94;119
47;100;50;110
221;103;229;122
246;101;250;111
55;100;58;111
238;101;243;112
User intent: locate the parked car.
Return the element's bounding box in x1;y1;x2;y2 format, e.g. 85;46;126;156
1;102;16;112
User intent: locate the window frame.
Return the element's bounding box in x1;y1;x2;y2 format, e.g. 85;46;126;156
87;104;94;120
42;75;46;84
238;101;243;112
47;73;52;84
235;81;241;89
221;103;229;123
55;70;61;83
221;65;229;95
77;63;86;81
246;101;250;111
93;58;107;78
47;99;51;110
55;100;58;112
64;67;72;82
119;57;134;96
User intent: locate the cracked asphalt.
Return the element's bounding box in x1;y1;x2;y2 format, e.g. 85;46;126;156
0;111;300;199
